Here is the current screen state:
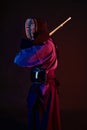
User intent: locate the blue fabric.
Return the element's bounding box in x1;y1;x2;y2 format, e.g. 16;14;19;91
14;38;57;71
27;85;38;130
27;83;52;130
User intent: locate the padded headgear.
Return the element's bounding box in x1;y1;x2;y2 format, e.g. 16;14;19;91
25;17;49;43
25;18;37;40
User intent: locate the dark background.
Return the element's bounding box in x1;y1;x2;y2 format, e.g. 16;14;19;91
1;0;87;130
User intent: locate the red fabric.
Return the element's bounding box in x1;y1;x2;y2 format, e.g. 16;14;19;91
33;18;50;44
36;70;61;130
46;79;61;130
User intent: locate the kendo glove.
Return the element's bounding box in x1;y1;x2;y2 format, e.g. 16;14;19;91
20;38;33;49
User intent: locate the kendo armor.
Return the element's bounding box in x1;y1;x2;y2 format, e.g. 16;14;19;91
30;67;47;84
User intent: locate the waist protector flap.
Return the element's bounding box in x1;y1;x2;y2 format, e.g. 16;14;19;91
30;67;46;83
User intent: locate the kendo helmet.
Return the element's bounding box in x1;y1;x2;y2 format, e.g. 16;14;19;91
25;17;49;43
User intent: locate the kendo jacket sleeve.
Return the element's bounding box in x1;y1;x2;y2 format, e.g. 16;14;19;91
14;38;53;68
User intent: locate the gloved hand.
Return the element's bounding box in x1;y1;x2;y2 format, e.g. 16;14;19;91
20;38;33;49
